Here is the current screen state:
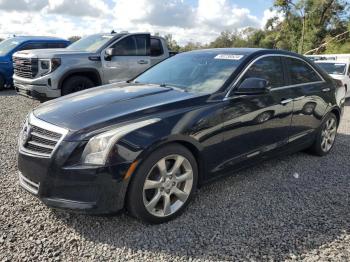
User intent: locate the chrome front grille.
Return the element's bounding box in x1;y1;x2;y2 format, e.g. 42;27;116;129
19;113;68;158
13;57;38;79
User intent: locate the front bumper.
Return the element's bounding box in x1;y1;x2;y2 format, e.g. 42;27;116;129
18;141;133;214
13;76;61;100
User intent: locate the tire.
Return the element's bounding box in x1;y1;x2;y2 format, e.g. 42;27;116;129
126;144;198;224
61;76;94;96
0;75;5;91
307;113;338;156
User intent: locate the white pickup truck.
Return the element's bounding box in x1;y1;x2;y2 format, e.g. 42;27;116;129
13;32;176;101
307;54;350;98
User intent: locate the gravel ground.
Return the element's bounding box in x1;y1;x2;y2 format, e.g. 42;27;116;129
0;90;350;262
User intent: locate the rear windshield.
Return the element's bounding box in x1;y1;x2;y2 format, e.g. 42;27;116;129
317;62;346;75
67;34;120;52
0;38;25;55
135;52;245;94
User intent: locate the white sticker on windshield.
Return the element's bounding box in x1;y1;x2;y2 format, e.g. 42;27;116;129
214;54;244;60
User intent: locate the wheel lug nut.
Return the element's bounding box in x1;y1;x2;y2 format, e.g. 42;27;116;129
166;189;170;194
172;182;176;186
160;187;164;191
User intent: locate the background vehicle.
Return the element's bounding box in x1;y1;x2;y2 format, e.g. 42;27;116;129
13;32;174;101
306;54;350;98
315;60;350;98
0;36;69;90
17;49;344;224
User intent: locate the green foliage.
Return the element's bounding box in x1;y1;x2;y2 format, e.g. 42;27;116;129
167;0;349;54
68;36;81;43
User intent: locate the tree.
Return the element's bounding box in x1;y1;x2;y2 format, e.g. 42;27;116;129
68;36;81;43
273;0;349;53
164;34;181;52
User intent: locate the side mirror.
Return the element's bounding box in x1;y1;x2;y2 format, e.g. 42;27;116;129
235;77;271;95
105;47;119;61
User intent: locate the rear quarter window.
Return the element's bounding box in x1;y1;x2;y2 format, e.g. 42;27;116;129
286;57;322;85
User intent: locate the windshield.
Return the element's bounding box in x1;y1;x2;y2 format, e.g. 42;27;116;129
317;62;346;75
0;38;25;55
134;52;244;94
67;34;116;52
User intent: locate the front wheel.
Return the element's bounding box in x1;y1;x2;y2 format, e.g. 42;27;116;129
61;76;94;96
308;113;338;156
126;144;198;224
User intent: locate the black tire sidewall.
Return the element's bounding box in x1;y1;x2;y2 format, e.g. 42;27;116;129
62;76;94;95
0;74;5;90
127;144;198;224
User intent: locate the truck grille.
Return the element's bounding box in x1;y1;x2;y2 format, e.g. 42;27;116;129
13;57;38;79
20;114;68;158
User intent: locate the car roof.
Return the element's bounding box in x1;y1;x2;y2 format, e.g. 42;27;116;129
12;36;69;42
186;48;303;58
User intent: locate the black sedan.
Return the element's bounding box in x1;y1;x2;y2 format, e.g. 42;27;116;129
18;48;345;223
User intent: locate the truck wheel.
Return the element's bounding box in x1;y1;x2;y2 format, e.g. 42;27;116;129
0;75;5;91
61;76;94;96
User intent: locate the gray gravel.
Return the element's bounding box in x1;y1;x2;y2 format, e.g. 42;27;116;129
1;90;350;261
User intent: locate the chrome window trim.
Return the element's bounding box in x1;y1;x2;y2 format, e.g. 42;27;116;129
19;112;69;158
225;54;326;99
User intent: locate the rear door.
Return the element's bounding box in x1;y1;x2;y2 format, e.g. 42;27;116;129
218;55;294;173
283;57;329;144
102;34;151;84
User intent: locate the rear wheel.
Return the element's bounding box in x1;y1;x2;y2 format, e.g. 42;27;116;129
308;113;338;156
61;76;94;96
127;144;198;224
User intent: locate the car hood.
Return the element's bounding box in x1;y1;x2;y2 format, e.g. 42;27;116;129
13;49;94;59
33;83;204;134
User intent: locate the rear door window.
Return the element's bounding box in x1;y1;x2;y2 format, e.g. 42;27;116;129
19;43;47;50
286;57;322;85
47;42;67;48
150;38;163;56
241;56;285;88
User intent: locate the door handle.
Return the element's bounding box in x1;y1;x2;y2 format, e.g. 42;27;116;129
322;88;331;92
280;98;293;105
138;60;149;65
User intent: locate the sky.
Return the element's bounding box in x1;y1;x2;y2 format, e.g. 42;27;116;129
0;0;276;45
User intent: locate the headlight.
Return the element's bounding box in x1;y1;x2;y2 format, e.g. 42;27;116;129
39;58;61;76
81;118;160;165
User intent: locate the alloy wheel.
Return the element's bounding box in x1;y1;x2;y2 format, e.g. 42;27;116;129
142;154;193;217
321;117;337;153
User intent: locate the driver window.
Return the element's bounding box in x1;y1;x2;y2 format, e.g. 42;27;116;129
241;56;284;88
110;35;148;56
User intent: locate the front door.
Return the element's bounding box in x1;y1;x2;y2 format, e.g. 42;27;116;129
102;34;151;84
217;56;294;173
